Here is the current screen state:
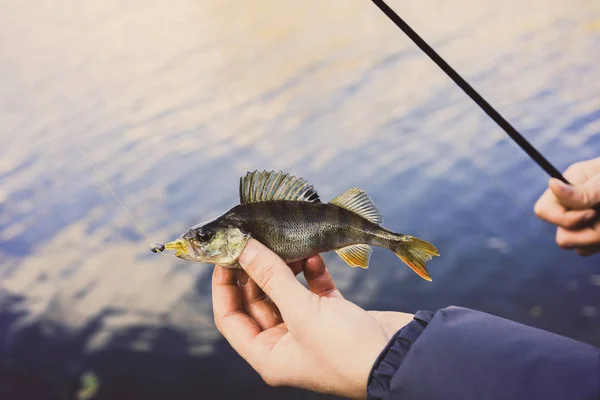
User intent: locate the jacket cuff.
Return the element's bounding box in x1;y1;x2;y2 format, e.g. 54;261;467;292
367;310;435;400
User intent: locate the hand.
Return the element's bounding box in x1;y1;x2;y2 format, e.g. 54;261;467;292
534;157;600;256
211;239;414;399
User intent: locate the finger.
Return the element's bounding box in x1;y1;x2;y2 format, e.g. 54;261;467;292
236;260;303;331
562;162;591;184
549;176;600;210
556;224;600;249
534;189;596;228
288;260;305;276
212;265;262;363
303;254;343;299
238;239;313;323
240;276;283;330
576;244;600;257
213;266;246;320
237;269;249;286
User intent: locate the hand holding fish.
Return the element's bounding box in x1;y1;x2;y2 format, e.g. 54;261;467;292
152;170;436;397
212;239;414;399
534;157;600;256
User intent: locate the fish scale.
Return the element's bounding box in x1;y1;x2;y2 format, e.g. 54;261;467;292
227;201;379;263
155;171;440;281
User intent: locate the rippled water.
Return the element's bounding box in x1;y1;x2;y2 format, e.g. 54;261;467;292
1;0;600;398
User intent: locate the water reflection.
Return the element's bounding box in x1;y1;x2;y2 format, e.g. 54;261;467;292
1;0;600;398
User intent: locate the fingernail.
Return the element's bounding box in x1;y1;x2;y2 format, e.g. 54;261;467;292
238;270;249;286
583;210;596;221
238;239;258;267
551;179;572;196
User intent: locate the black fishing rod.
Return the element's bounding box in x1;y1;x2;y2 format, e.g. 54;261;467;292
371;0;570;184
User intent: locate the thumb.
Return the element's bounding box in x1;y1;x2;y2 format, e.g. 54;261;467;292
238;238;312;322
548;176;600;210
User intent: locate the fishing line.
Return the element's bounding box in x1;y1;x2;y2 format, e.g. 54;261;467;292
371;0;570;185
78;146;156;246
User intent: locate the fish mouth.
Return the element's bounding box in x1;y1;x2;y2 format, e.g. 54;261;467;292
163;237;195;260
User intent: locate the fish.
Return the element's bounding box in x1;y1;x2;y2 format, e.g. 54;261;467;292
153;170;440;281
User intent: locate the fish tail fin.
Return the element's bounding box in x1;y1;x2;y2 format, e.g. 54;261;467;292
391;236;440;281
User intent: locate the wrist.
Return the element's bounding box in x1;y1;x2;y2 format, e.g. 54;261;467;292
366;310;435;400
350;329;391;400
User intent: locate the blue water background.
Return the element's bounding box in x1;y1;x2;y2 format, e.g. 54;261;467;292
1;1;600;398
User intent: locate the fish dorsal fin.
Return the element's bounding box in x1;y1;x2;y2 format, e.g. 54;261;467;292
239;171;321;204
335;244;372;269
329;188;383;224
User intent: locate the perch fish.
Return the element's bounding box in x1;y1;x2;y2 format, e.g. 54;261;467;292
153;171;440;281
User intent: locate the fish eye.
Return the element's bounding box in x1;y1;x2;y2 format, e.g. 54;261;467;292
196;230;214;242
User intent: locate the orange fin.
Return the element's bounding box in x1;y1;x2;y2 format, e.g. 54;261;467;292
393;236;440;281
335;244;372;269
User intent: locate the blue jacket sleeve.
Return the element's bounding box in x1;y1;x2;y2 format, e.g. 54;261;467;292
367;306;600;400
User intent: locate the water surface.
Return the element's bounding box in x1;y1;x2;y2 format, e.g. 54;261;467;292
1;0;600;398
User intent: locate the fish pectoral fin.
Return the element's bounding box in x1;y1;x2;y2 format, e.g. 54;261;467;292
239;171;321;204
329;188;383;224
335;244;372;269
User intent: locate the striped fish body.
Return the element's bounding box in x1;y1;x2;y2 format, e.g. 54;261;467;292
161;171;440;281
218;201;400;264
